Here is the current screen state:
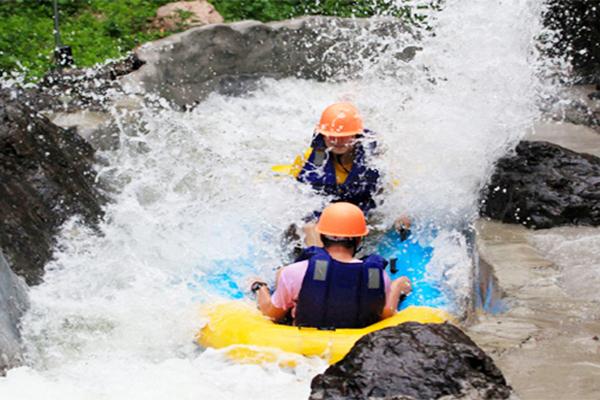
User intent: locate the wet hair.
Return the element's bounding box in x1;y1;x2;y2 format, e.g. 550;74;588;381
320;235;360;252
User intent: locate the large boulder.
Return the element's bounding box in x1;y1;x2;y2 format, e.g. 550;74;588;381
0;88;105;284
121;16;416;107
309;322;511;400
0;250;28;375
481;141;600;229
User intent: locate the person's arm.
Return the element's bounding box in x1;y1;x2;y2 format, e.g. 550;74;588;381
255;284;288;321
380;276;412;319
290;148;313;178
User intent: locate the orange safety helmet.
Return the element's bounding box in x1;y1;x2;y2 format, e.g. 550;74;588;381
315;202;369;237
316;102;364;137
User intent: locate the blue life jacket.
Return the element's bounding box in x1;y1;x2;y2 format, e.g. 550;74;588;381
294;247;387;329
297;130;380;215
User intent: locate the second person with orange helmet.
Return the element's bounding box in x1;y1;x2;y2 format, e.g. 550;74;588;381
287;102;410;246
290;102;380;215
251;202;412;328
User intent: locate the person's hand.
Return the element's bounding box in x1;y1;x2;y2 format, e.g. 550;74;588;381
246;276;268;293
392;276;412;296
394;215;411;231
394;215;412;241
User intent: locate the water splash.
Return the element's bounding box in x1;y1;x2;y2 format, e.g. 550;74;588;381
0;0;559;398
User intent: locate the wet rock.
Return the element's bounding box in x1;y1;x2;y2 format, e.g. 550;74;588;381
12;53;145;114
0;250;28;375
122;16;416;107
153;1;223;31
481;141;600;229
544;0;600;84
309;322;511;400
558;98;600;128
43;110;119;151
0;88;105;285
541;85;600;129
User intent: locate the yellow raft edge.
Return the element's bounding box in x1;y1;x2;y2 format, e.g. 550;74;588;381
196;301;454;365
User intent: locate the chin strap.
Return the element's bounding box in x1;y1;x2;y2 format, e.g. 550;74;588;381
352;237;362;257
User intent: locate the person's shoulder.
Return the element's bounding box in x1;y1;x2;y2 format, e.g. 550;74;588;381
281;259;309;275
277;259;310;288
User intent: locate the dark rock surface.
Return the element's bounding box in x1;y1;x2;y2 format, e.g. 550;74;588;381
309;322;511;400
0;88;105;285
481;141;600;229
0;249;28;375
544;0;600;84
122;16;416;107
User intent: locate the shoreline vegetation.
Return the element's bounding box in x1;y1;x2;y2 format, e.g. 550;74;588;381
0;0;439;81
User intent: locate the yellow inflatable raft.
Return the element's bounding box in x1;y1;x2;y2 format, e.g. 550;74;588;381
197;301;451;365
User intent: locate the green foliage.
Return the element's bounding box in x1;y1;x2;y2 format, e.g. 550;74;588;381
0;0;441;81
0;0;173;80
210;0;298;22
210;0;441;25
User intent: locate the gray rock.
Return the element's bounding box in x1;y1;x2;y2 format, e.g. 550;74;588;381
0;88;105;285
0;250;29;375
44;110;119;151
546;96;600;128
121;16;416;107
560;99;600;127
481;141;600;229
14;53;145;113
309;322;512;400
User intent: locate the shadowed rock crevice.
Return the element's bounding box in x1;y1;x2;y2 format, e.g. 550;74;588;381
309;322;512;400
0;88;106;285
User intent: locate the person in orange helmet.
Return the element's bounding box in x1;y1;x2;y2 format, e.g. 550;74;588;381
251;202;412;328
286;102;410;246
290;102;379;213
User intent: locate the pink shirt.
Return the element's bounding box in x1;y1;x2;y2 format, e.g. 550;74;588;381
271;259;391;316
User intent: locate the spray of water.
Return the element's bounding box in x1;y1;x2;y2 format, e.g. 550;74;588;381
0;1;556;398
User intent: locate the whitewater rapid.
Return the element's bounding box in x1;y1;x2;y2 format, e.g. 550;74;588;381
0;0;552;398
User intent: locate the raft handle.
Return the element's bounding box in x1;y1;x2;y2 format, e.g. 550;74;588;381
389;257;398;274
317;326;336;331
297;325;337;331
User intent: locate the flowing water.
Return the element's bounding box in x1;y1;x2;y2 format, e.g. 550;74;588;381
1;0;556;398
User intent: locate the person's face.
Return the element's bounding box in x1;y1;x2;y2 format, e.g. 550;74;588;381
324;135;357;155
